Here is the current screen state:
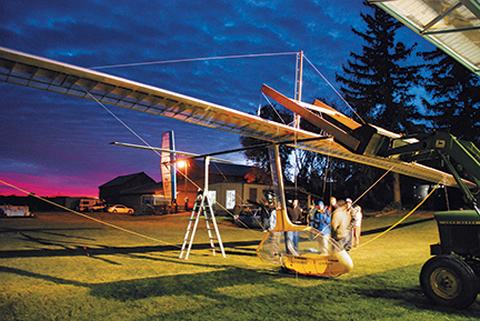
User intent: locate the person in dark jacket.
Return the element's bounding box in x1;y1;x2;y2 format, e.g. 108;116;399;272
310;201;331;253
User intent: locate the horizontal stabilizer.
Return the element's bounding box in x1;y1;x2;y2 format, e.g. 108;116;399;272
110;142;233;163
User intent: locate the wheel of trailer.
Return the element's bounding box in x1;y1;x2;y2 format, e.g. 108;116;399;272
420;255;478;309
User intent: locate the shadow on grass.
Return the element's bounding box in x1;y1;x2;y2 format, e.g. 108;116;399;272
88;267;275;301
0;239;260;259
351;264;480;316
0;226;98;242
1;262;479;318
0;265;87;287
0;264;276;301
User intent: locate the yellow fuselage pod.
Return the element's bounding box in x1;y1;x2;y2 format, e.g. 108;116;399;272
282;250;354;277
257;219;354;277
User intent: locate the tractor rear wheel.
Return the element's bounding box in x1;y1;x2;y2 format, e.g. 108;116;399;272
420;255;478;309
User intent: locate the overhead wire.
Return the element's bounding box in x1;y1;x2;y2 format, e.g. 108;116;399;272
88;51;298;226
352;166;394;206
303;55;367;125
0;178;179;246
82;87;265;235
353;181;441;251
90;51;297;70
260;92;287;124
83;89;206;192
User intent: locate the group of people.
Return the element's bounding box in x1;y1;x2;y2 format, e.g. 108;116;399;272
308;197;363;251
251;196;363;253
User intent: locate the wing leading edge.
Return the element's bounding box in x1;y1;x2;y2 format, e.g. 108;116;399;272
0;46;467;187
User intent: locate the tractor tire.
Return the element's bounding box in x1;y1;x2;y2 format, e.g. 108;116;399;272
420;255;478;309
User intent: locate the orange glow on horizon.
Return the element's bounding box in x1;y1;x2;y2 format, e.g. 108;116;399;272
0;173;98;198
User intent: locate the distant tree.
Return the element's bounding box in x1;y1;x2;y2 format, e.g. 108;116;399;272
337;1;420;131
419;48;480;145
335;1;421;209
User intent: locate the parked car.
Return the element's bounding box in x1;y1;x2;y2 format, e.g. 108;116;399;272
234;208;264;229
76;198;106;212
106;204;134;214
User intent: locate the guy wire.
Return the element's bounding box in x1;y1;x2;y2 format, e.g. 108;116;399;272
0;178;178;246
304;55;367;125
91;52;297;70
354;181;441;251
83;88;264;234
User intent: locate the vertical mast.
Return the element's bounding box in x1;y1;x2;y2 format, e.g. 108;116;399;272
295;50;303;103
293;51;303;197
294;51;303;129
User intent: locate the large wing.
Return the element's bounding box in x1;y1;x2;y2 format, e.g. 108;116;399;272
0;47;300;143
369;0;480;77
0;46;466;187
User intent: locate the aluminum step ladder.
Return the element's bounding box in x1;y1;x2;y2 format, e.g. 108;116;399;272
179;157;226;260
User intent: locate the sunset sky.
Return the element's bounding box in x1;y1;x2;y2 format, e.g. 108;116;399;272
0;1;435;197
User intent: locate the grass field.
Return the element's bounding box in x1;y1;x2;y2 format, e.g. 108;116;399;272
1;210;479;320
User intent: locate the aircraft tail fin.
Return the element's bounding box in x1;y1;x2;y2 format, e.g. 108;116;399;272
161;131;176;203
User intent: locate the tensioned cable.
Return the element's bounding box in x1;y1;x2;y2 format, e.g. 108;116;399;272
0;178;178;246
304;55;367;125
86;91;160;158
82;89;264;233
353;181;441;251
261;93;287;124
83;88;265;234
90;52;297;70
82;89;204;193
352;166;394;206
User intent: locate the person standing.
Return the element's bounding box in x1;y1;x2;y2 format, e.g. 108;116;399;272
330;200;355;251
308;201;318;227
316;201;331;235
286;200;302;254
314;201;331;253
290;199;302;224
344;198;357;251
353;205;363;247
329;196;338;213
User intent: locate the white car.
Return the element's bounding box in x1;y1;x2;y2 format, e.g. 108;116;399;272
107;204;134;214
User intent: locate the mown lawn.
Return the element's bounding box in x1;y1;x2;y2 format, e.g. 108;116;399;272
0;210;479;320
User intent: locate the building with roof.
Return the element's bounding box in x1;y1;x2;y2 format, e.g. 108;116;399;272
99;172;156;206
98;159;319;215
98;160;276;214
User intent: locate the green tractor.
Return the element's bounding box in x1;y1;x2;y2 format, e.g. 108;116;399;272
421;211;480;308
383;131;480;308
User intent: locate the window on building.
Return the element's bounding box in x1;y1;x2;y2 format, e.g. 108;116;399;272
249;188;257;202
226;190;236;209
